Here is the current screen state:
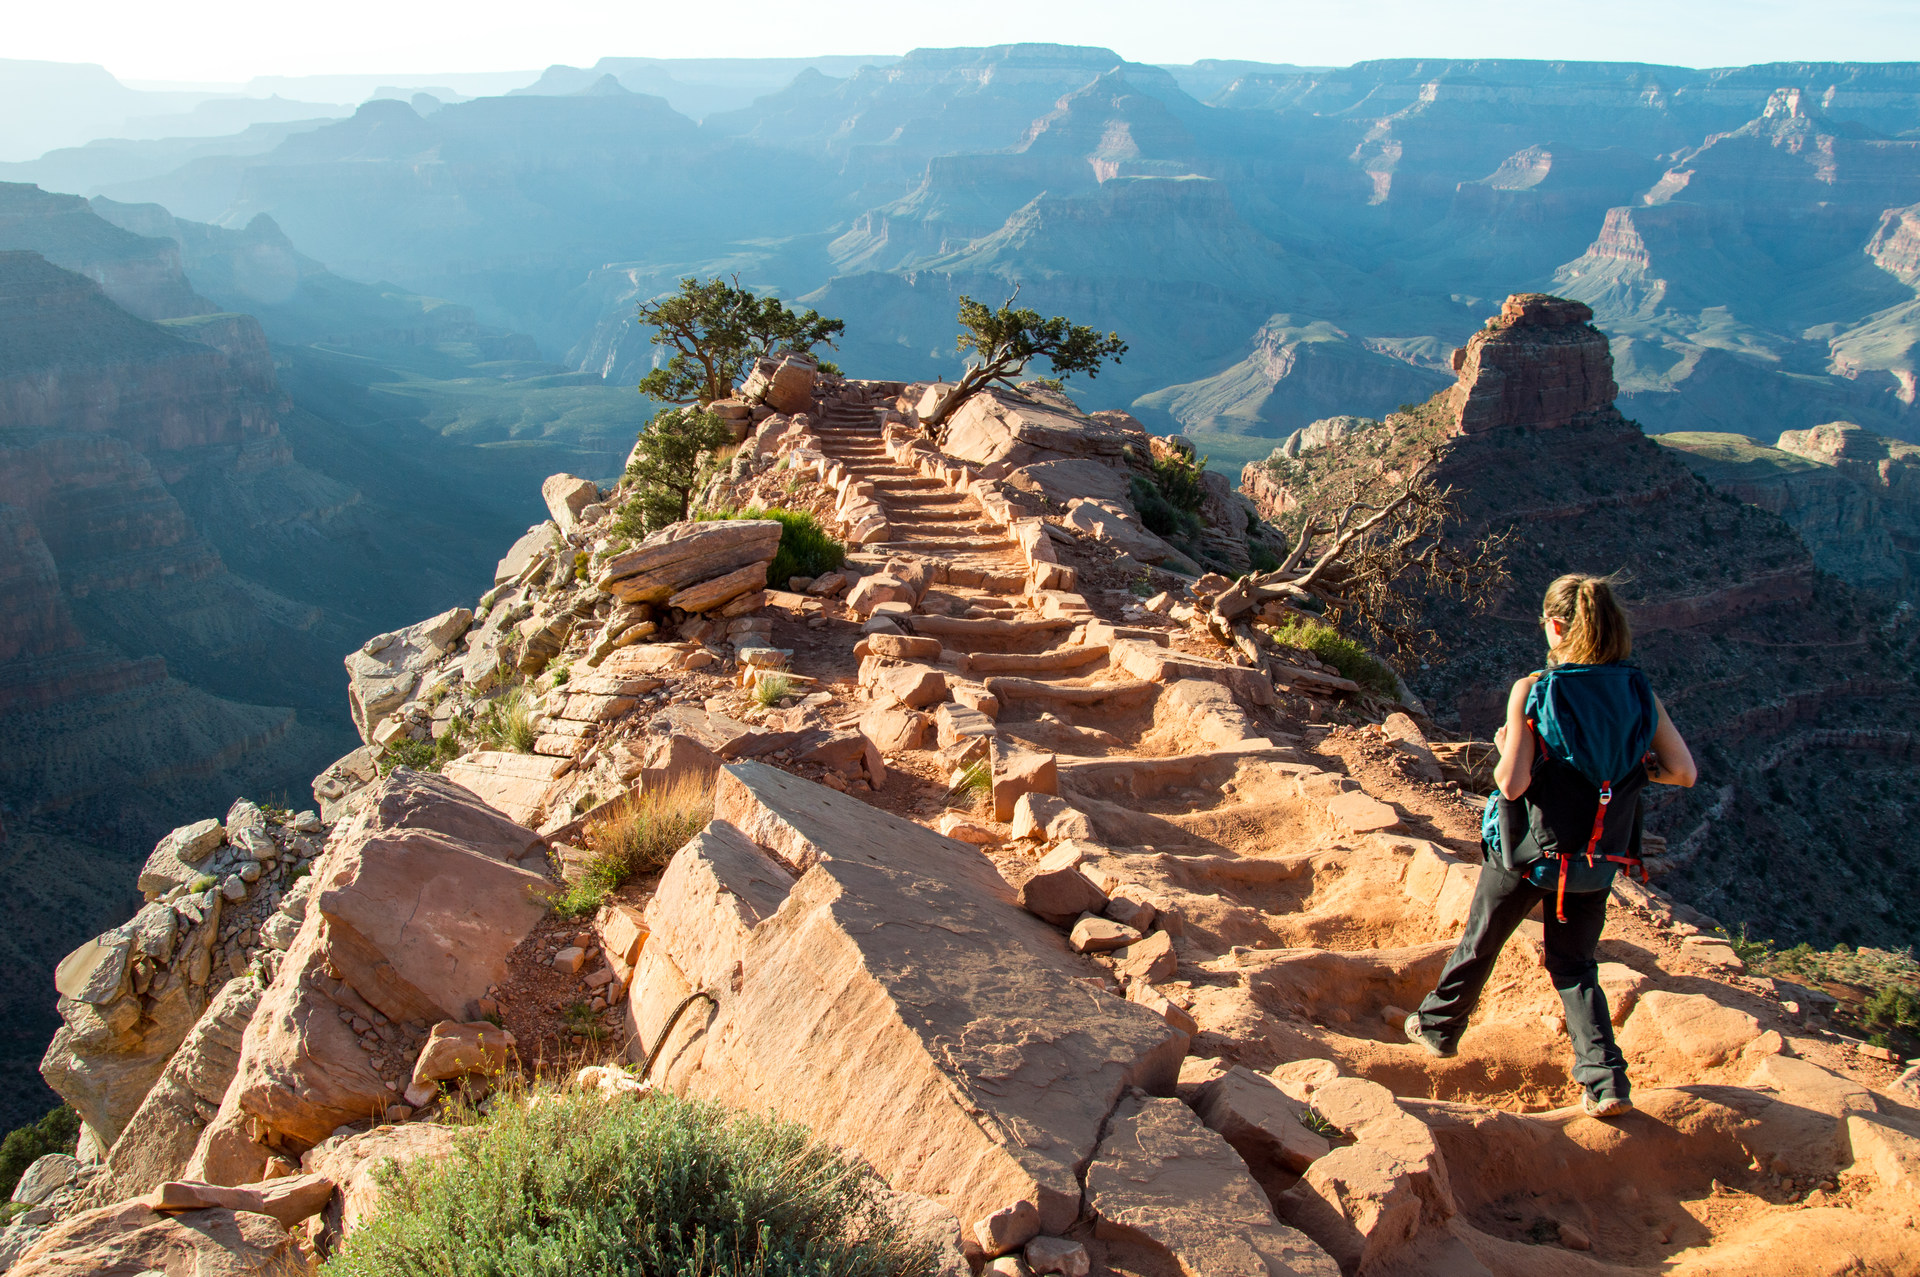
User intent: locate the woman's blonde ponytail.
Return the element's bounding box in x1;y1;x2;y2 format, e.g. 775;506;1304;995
1543;573;1632;665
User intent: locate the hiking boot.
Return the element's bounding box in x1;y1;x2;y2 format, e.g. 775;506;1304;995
1582;1092;1633;1119
1403;1013;1456;1059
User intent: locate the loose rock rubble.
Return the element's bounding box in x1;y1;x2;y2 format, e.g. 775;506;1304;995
20;353;1920;1277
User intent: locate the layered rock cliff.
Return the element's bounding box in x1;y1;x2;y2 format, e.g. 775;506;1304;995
1242;293;1920;950
0;251;359;1128
1659;422;1920;601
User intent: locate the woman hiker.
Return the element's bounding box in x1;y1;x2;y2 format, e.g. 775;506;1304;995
1403;573;1697;1117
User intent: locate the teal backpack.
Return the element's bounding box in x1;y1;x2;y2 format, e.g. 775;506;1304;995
1480;663;1659;919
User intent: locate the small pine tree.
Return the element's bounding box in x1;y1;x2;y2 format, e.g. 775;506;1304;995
621;407;736;532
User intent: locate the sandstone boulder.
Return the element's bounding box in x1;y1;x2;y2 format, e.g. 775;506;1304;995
1088;1095;1338;1277
860;702;930;752
740;353;817;415
410;1021;516;1090
136;819;224;896
344;606;473;742
1065;498;1199;573
862;658;948;709
1019;845;1108;924
8;1201;293;1277
1274;1076;1452;1274
1619;990;1762;1067
1009;793;1094;843
1192;1065;1332;1175
541;474;600;535
303;1122;459;1248
992;741;1058;822
593;520;783;604
634;763;1184;1238
494;522;558;584
200;773;552;1169
667;560;772;613
940;387;1147;480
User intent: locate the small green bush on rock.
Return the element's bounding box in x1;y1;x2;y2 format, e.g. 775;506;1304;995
322;1089;937;1277
1266;618;1399;695
0;1106;77;1200
699;507;845;587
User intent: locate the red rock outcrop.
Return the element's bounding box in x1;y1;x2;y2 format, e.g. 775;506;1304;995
190;772;550;1178
630;762;1186;1239
1444;293;1619;433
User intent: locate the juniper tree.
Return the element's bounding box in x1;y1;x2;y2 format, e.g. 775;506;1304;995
635;276;844;405
922;288;1127;428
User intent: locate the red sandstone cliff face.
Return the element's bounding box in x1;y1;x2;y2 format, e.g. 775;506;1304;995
1444;293;1620;433
1240;292;1920;950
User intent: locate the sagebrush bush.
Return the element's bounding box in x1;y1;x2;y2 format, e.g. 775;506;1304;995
699;507;845;587
323;1089;936;1277
554;775;714;918
1266;618;1398;695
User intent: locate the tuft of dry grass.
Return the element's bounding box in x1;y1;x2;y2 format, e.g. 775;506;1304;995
554;775;714;918
751;672;794;707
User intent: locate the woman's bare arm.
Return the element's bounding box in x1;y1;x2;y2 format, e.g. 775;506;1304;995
1492;674;1540;800
1646;694;1698;787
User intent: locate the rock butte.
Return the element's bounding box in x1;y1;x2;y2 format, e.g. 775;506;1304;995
13;323;1920;1275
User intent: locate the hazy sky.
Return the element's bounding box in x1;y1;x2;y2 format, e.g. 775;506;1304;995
16;0;1920;82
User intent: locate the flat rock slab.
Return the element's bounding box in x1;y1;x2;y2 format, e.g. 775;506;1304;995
1193;1065;1332;1174
1326;791;1400;833
1089;1095;1339;1277
1619;990;1761;1066
1113;639;1274;707
594;520;783;603
441;750;571;828
9;1201;293;1277
646;762;1186;1239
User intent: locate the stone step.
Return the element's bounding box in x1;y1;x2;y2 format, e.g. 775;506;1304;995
887;510;979;525
959;645;1109;676
984;676;1160;708
908;615;1078;642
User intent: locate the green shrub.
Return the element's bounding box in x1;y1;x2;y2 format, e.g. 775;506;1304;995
1128;475;1199;540
1147;449;1207;513
553;776;714;919
615;407;737;537
699;507;845;587
379;733;462;776
0;1106;78;1200
472;685;537;754
1266;618;1398;695
1865;984;1920;1034
322;1089;936;1277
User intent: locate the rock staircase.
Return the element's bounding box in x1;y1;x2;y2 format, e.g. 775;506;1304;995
813;408;1018;565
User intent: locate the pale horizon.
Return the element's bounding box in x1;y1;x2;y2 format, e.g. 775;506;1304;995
12;0;1920;86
